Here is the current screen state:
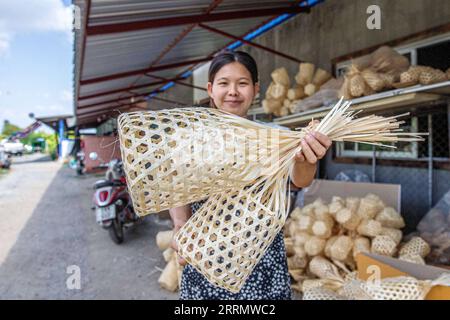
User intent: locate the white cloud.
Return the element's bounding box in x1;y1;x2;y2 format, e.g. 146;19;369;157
34;103;73;117
61;89;73;102
0;31;11;57
0;0;73;56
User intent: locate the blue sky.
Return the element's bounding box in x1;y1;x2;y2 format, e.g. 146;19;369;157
0;0;73;133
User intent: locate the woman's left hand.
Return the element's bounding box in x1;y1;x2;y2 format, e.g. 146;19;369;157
295;122;332;164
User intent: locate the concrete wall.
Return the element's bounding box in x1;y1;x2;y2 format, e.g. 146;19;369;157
82;135;121;173
241;0;450;94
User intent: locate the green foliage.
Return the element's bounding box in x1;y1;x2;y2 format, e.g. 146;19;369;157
1;121;21;136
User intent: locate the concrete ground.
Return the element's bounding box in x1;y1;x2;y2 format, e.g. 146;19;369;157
0;153;178;299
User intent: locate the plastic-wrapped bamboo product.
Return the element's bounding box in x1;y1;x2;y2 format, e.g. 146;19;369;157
378;73;395;88
361;69;385;91
288;254;308;269
158;258;179;292
357;219;382;237
349;74;367;97
352;237;371;260
268;83;288;100
371;235;397;256
329;236;353;261
313;202;331;220
357;196;383;220
336;208;361;231
375;207;405;229
290;207;302;220
303;287;345;300
324;236;339;259
308;256;344;281
359;276;433;300
156;230;173;250
302;278;344;293
294;245;307;259
379;227;402;246
297;214;315;233
399;254;426;265
287;86;305;100
284;237;295;257
163;247;175;262
271;67;290;87
399;237;431;258
305;236;326;256
312;68;332;87
296;63;315;85
329;196;345;217
419;69;447;85
304;83;317;96
312;217;334;239
293;231;312;247
262;99;282;114
346;197;361;214
300;203;314;216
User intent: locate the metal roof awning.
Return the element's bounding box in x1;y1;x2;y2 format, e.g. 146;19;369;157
35;115;75;132
73;0;325;128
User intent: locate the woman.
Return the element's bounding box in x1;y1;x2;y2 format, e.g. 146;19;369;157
170;50;332;300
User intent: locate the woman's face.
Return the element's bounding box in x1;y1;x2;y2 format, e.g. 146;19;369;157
207;62;259;117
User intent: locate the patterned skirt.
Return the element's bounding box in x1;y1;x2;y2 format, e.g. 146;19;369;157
179;199;292;300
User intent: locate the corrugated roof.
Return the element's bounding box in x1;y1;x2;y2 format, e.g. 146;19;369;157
73;0;323;127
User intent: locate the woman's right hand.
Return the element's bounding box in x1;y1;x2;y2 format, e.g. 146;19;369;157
171;223;187;266
169;205;192;267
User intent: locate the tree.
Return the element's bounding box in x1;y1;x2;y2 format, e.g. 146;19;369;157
1;120;22;137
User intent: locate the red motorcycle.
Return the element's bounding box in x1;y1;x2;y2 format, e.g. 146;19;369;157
90;152;139;244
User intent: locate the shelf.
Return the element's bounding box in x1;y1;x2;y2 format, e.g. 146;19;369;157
273;81;450;127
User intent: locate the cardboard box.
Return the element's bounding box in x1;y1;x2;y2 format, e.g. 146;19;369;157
303;179;401;212
357;253;450;300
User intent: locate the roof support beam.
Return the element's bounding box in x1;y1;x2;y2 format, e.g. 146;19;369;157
198;23;303;63
78;93;148;110
86;6;311;36
145;74;207;91
80;57;211;85
79;76;186;101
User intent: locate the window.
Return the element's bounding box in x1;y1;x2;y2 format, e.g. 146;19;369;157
336;117;419;159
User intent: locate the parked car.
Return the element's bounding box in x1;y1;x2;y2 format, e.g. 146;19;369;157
1;140;25;156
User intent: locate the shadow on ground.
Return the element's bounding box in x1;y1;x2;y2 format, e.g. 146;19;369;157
0;165;177;300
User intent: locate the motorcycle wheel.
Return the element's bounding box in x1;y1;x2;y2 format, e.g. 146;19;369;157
108;217;124;244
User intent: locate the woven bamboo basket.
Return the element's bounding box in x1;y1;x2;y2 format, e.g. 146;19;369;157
118;98;426;293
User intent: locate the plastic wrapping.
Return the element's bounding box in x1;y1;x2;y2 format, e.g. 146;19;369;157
334;170;371;183
416;189;450;265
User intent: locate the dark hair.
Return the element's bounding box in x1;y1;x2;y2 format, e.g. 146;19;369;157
208;50;258;85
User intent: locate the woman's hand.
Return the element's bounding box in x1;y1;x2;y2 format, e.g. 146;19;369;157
171;223;188;266
294;121;332;164
169;206;192;266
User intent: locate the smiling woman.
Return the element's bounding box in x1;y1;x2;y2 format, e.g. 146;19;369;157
206;51;260;117
168;50;332;300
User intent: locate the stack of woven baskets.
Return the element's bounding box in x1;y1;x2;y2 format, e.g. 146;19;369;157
398;65;449;87
156;230;184;292
283;194;431;295
263;63;333;116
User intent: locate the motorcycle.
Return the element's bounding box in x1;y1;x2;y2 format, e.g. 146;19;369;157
89;152;140;244
75;151;85;175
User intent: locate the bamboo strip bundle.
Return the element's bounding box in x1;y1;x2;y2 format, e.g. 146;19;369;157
118;98;426;293
156;230;173;250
